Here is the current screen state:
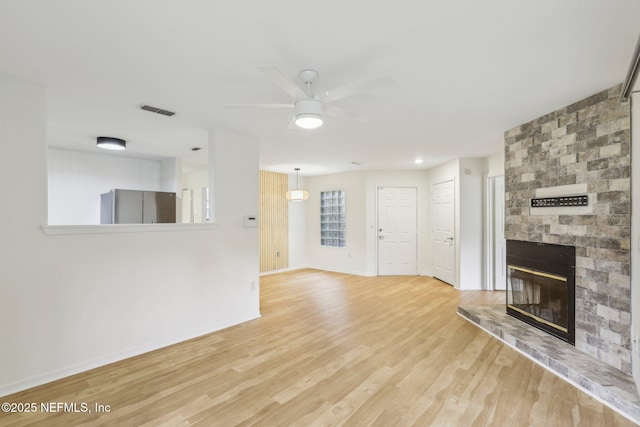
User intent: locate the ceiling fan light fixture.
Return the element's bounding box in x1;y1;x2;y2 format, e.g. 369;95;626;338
295;114;323;129
96;136;126;150
295;99;324;129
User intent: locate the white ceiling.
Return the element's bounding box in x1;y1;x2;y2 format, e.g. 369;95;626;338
0;0;639;175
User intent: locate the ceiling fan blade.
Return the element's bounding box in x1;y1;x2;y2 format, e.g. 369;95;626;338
324;104;370;123
286;116;298;130
259;65;306;100
319;75;394;103
222;103;294;109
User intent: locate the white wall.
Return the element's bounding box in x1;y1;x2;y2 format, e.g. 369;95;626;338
486;151;505;177
458;158;485;290
306;172;368;275
48;148;164;225
160;158;179;192
0;74;260;396
288;174;307;270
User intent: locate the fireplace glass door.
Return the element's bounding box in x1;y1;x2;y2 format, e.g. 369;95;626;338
507;265;569;334
506;240;575;344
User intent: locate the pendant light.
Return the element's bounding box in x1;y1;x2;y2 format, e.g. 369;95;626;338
286;168;309;201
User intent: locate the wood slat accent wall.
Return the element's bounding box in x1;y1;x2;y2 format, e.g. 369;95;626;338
259;171;289;272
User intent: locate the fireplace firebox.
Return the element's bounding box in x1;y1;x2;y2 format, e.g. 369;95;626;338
506;240;575;344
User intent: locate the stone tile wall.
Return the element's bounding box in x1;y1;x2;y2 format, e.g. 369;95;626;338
504;84;632;373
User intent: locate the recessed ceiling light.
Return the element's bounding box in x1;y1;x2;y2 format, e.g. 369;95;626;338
414;158;423;164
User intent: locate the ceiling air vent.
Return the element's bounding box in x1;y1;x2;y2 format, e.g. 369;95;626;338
141;105;175;117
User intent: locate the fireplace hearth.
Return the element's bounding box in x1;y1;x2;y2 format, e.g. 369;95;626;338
506;240;575;344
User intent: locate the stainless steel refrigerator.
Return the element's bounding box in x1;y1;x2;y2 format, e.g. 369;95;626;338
100;189;176;224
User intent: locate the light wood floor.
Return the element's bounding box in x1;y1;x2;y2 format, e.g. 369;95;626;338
1;269;635;426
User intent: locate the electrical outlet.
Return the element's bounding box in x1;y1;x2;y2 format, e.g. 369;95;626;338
276;251;280;257
251;281;256;291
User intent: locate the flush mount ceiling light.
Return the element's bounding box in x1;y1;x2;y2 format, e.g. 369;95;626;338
286;168;309;201
294;99;323;129
97;136;126;150
414;158;423;164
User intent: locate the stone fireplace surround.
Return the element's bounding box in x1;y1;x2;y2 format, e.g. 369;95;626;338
504;84;631;373
460;84;636;421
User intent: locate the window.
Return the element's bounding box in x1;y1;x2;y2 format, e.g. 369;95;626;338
320;190;346;247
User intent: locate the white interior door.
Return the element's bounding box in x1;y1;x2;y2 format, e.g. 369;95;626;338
432;180;455;285
377;187;417;275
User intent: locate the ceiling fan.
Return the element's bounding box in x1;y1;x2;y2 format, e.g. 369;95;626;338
224;66;393;129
